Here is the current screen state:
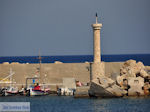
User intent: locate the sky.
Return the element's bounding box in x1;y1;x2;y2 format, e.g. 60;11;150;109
0;0;150;56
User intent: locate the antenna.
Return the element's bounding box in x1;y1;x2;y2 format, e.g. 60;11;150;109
96;13;98;24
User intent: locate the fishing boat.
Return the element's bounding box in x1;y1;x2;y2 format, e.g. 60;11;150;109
25;51;50;96
3;86;18;96
0;68;19;96
25;71;50;96
26;83;50;96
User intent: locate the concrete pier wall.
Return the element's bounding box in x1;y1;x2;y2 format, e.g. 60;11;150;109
0;62;125;86
0;63;90;85
105;62;123;79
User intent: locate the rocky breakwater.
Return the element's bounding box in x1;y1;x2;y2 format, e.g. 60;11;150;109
89;60;150;98
89;62;127;98
117;60;150;96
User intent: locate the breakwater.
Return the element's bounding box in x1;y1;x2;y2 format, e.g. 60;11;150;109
1;61;150;97
0;62;123;86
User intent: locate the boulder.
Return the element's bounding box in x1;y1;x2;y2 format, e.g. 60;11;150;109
89;76;127;97
11;62;19;64
120;60;147;77
128;77;144;96
140;69;149;78
2;62;9;64
143;82;150;95
54;61;63;64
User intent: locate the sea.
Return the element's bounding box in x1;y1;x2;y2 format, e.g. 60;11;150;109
0;95;149;112
0;54;150;112
0;54;150;65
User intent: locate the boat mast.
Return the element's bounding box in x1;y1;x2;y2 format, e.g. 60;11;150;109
38;50;42;83
0;68;14;84
9;68;14;87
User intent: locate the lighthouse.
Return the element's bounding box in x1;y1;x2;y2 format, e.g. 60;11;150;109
92;13;102;63
91;13;104;80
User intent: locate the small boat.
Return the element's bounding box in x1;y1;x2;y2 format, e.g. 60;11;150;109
57;87;74;96
2;86;18;96
18;87;26;95
57;78;76;96
25;52;50;96
1;68;19;96
26;83;50;96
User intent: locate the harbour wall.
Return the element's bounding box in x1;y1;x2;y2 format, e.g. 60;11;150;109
0;63;90;85
0;62;124;86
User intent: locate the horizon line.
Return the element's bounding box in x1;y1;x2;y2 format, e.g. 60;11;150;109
0;53;150;57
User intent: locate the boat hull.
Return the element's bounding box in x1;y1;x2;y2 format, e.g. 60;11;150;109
30;90;46;96
3;91;18;96
27;88;49;96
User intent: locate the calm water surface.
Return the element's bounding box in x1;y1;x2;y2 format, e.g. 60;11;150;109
0;96;149;112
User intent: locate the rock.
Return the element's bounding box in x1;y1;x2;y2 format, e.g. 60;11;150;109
89;76;127;97
2;62;9;64
117;75;126;85
122;60;136;68
85;61;89;64
120;60;146;77
117;75;131;90
117;60;150;96
145;66;150;71
11;62;19;64
143;82;150;95
140;69;149;78
137;62;145;70
128;77;144;96
54;61;63;64
90;59;149;97
89;80;115;98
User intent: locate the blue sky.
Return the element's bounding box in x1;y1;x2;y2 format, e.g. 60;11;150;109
0;0;150;56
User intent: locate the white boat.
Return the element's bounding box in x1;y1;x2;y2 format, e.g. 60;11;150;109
3;86;18;96
1;68;19;96
28;88;45;96
27;85;50;96
57;78;76;96
57;87;74;96
25;52;50;96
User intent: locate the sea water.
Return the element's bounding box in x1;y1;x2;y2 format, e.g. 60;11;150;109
0;54;149;112
0;96;149;112
0;54;150;65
